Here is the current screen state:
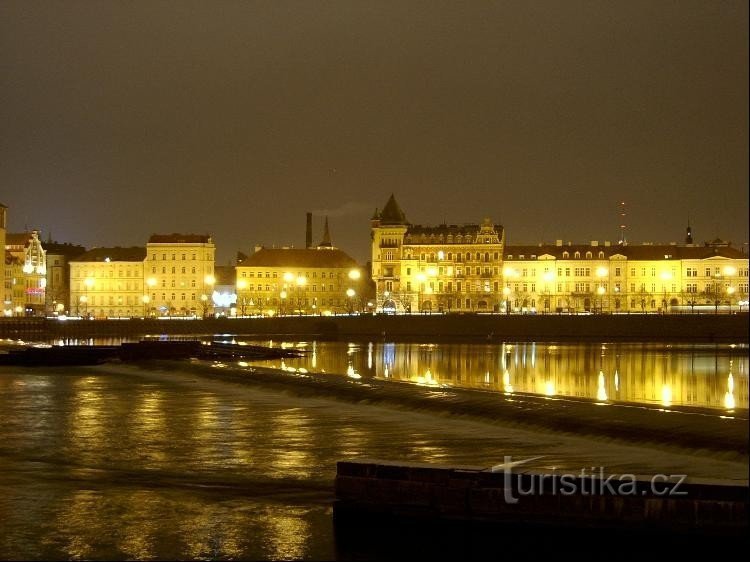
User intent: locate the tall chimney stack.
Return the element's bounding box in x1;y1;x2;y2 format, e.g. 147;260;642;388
305;212;313;248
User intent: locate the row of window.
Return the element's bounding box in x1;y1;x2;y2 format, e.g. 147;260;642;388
238;270;345;279
400;234;497;245
241;284;342;293
150;266;204;275
402;251;502;262
73;269;142;278
150;253;211;261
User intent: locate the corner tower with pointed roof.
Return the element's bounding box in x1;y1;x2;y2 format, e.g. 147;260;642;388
371;195;410;311
371;195;505;313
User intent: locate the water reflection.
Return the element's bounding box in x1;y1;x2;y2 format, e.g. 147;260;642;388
248;340;749;410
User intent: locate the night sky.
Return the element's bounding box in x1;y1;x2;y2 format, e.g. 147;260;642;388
1;1;747;263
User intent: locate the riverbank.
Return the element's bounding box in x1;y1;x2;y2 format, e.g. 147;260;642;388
1;313;748;342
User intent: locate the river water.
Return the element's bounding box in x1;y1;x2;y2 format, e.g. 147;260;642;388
0;339;747;559
240;339;748;411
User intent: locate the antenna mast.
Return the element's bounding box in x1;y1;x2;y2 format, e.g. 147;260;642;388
618;201;627;245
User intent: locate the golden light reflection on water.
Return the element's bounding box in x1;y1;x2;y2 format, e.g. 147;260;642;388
44;490;107;560
260;506;311;561
248;341;749;410
268;409;313;479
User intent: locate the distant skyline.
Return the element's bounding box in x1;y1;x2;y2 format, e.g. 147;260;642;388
1;0;747;263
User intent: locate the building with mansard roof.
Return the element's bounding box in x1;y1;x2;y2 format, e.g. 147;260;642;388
502;237;748;314
371;194;505;312
145;233;215;317
69;247;147;318
370;195;748;314
235;217;364;316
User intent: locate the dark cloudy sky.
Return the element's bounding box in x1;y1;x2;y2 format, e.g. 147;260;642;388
1;0;747;263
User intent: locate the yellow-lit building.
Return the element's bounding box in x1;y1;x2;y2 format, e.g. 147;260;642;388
4;231;47;316
69;247;146;318
371;194;505;312
236;222;362;315
145;234;215;317
0;203;6;315
502;239;749;313
44;242;86;315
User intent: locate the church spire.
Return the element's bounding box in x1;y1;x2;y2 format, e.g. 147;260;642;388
685;216;693;245
318;216;333;248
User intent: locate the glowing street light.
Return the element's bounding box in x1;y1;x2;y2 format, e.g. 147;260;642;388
727;286;736;314
503;286;511;315
348;269;361;281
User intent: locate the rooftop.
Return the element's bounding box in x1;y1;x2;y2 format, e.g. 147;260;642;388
148;233;212;244
238;247;358;269
70;247;147;263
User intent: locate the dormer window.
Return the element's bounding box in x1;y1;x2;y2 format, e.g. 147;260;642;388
562;251;569;259
574;251;581;259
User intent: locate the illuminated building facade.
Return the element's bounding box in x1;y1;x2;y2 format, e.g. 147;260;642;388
44;242;86;315
371;194;505;312
502;240;749;313
145;234;215;317
69;247;146;318
0;204;6;315
4;231;47;316
236;224;362;316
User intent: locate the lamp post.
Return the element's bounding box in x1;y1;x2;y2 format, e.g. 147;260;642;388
295;276;306;315
416;272;426;313
237;279;248;316
346;288;356;314
83;277;94;318
142;295;150;318
727;286;736;314
280;290;287;316
595;267;608;314
542;270;555;314
203;274;216;318
503;286;511;315
79;295;88;317
596;286;606;314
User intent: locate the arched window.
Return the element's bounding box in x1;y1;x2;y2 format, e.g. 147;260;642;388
563;252;569;259
585;251;592;259
574;252;580;259
598;251;604;259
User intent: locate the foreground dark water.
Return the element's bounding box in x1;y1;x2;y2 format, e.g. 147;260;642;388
0;340;747;559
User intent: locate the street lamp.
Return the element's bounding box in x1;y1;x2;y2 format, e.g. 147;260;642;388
416;272;427;313
79;295;88;317
596;285;606;314
203;274;216;318
295;276;307;315
237;279;248;316
727;286;736;314
83;278;94;318
346;288;356;314
142;294;150;317
280;290;288;316
348;269;361;281
503;286;511;315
